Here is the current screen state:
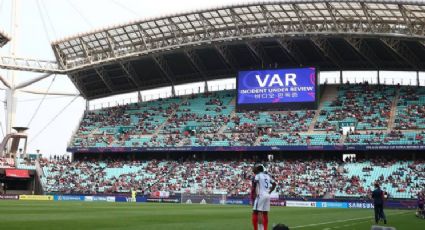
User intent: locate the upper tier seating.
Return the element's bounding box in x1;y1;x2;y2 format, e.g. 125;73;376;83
72;97;181;148
227;110;315;133
161;91;234;135
315;85;395;131
69;85;425;148
395;87;425;130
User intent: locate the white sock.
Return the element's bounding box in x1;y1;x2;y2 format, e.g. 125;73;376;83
258;224;263;230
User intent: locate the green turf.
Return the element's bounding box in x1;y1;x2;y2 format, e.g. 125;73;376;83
0;201;422;229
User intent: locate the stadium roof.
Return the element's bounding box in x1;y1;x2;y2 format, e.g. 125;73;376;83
51;0;425;99
0;30;10;48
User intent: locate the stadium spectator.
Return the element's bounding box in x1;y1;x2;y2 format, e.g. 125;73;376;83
417;192;425;219
0;182;5;194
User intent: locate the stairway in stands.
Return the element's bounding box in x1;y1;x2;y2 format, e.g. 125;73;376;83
308;85;339;133
217;95;237;135
152;96;189;136
387;87;400;130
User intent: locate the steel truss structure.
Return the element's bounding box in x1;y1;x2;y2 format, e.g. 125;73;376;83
0;56;62;73
0;31;10;48
52;0;425;69
4;0;425;99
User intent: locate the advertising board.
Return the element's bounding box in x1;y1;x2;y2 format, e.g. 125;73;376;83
286;201;316;208
19;195;53;201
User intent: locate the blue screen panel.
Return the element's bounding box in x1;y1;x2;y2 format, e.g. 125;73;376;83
237;67;316;105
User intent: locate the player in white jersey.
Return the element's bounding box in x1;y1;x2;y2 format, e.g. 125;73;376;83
251;164;276;230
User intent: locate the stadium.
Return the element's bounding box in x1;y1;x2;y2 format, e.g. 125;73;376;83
0;0;425;229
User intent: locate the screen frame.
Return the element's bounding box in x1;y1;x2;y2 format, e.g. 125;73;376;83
235;67;319;112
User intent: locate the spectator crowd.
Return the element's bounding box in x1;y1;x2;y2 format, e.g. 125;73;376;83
39;158;425;199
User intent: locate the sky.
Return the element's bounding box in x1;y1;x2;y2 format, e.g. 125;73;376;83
0;0;423;157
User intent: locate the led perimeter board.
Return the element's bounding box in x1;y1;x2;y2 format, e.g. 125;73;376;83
236;67;318;111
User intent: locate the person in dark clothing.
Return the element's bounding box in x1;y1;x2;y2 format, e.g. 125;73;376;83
417;192;425;219
372;183;387;224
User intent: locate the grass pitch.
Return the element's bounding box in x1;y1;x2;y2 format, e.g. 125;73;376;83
0;201;422;230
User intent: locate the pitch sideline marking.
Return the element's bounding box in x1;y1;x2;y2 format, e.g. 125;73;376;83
291;211;409;229
322;220;370;230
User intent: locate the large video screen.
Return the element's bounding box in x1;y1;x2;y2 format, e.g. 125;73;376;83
237;67;317;111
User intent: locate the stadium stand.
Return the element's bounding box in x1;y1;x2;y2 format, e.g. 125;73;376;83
39;158;425;199
395;87;425;130
0;157;14;168
56;83;425;199
315;84;395;131
39;158;178;194
345;131;425;145
3;4;425;229
69;84;425;148
0;157;37;169
15;158;37;170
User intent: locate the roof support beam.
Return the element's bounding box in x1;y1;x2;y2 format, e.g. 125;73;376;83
310;37;344;69
246;41;273;68
118;61;144;88
135;24;150;50
0;56;62;74
122;28;139;53
52;1;425;72
68;72;87;98
229;8;245;36
398;4;414;35
167;18;183;44
0;34;9;48
380;38;420;69
343;37;379;69
94;67;115;92
398;4;425;36
198;13;215;40
418;41;425;53
52;45;66;69
184;49;208;81
0;74;11;89
325;2;343;32
214;44;238;71
275;38;304;67
105;31;117;58
15;73;53;90
152;55;175;87
259;5;273;33
291;3;306;32
79;38;92;63
19;89;80;96
361;2;376;32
